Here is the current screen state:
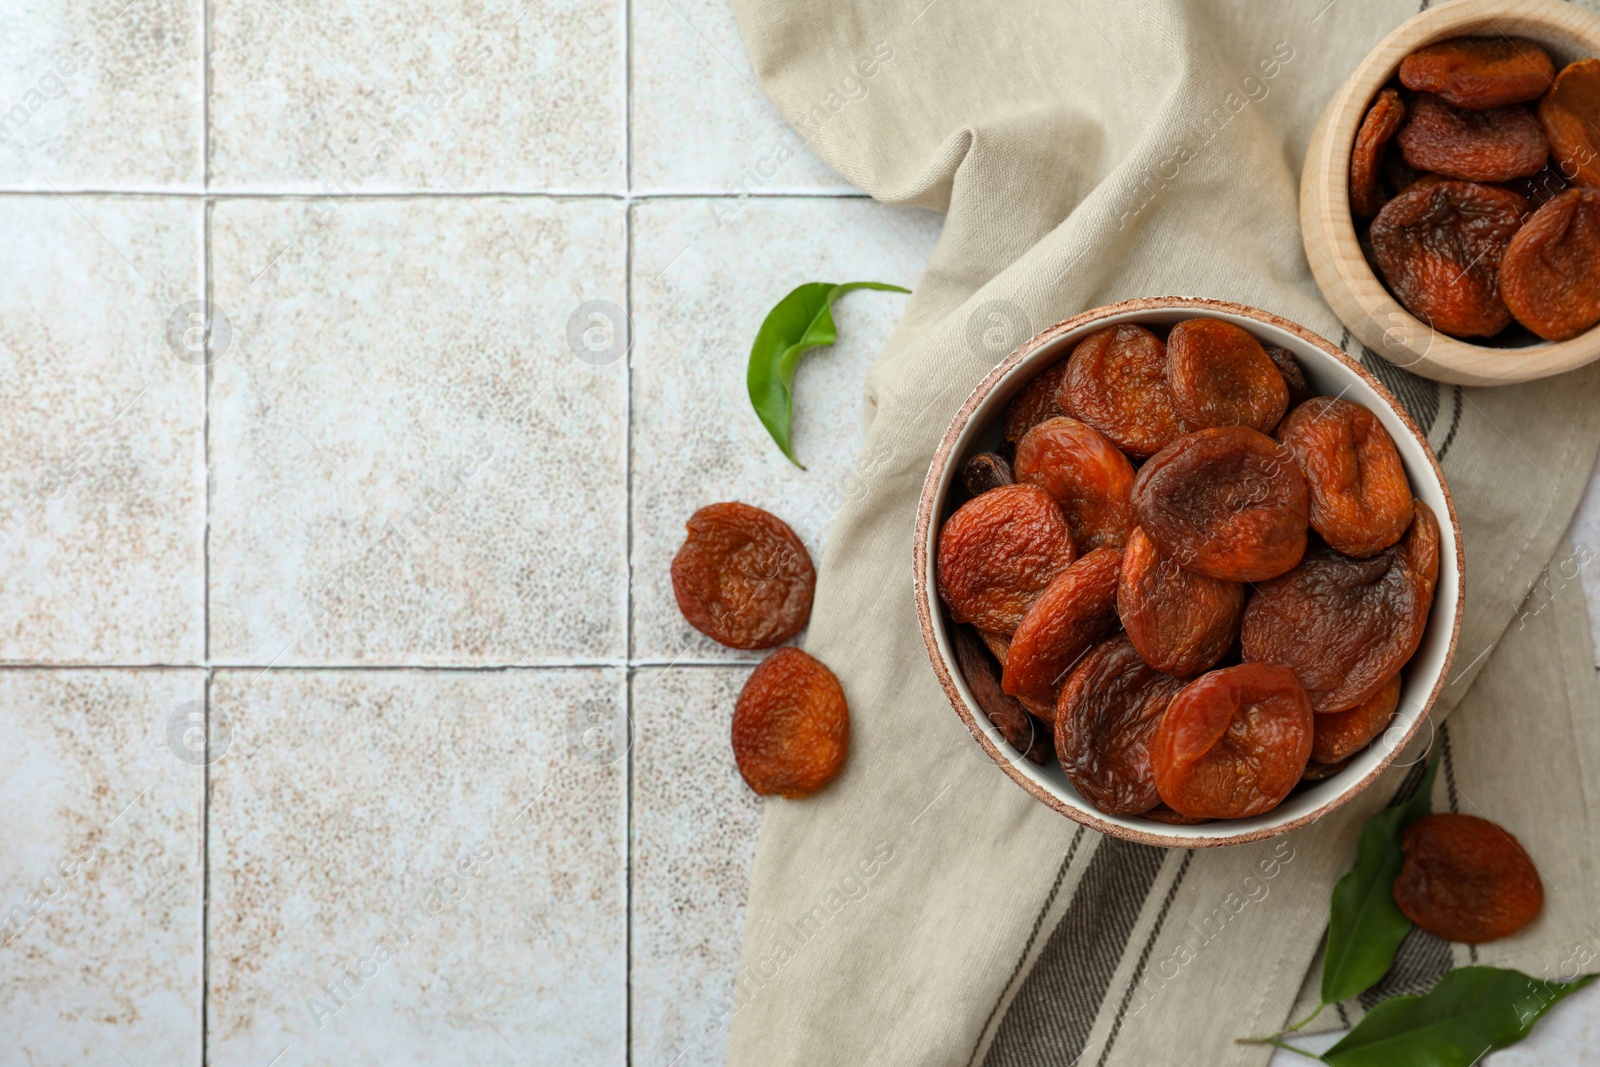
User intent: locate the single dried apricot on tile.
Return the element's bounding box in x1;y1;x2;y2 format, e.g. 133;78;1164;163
962;451;1015;497
1061;324;1187;457
1312;672;1401;764
1150;663;1313;820
937;484;1075;634
1396;94;1549;182
1393;813;1544;943
1014;417;1136;552
1055;636;1186;816
1003;359;1071;443
1278;397;1413;558
1399;37;1554;109
1369;179;1528;337
953;627;1051;764
1132;426;1309;583
1118;526;1244;677
1539;59;1600;188
671;502;815;650
1352;89;1408;217
1241;501;1440;712
1501;189;1600;341
732;647;849;798
1264;345;1314;410
1003;547;1122;708
1166;319;1287;434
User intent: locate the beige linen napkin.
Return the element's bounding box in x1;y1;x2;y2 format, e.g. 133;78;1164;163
721;1;1600;1064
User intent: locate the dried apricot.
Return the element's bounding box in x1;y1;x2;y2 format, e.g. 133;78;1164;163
1311;672;1401;764
1166;319;1288;434
1396;94;1549;182
1393;813;1544;943
1500;189;1600;341
1264;345;1314;410
1538;59;1600;188
1150;663;1313;820
1003;359;1071;443
1131;426;1309;582
1014;417;1136;551
953;627;1051;764
1055;636;1185;816
977;629;1056;720
1117;526;1244;677
1369;179;1528;337
1003;548;1122;707
962;452;1015;497
1241;501;1440;712
732;647;849;798
937;484;1075;634
1352;89;1408;217
1399;37;1554;109
671;502;815;650
1278;397;1413;558
1143;805;1211;825
1302;757;1353;782
1509;164;1573;209
1061;324;1187;457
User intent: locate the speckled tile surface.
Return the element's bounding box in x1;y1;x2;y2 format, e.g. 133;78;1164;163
206;668;626;1066
208;0;625;192
630;196;940;661
0;1;203;188
208;197;628;665
631;664;761;1067
630;0;856;194
0;668;204;1066
0;195;206;664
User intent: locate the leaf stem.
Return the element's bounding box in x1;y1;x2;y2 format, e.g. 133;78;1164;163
1287;1002;1327;1032
1232;1035;1325;1061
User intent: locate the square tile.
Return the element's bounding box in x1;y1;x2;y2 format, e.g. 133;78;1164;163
630;664;761;1067
630;0;855;193
0;1;203;188
0;668;205;1066
0;195;205;664
209;0;625;192
208;197;627;664
630;196;941;660
206;668;627;1066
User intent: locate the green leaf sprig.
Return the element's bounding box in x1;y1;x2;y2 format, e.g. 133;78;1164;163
1323;967;1592;1066
1241;743;1594;1062
747;281;909;469
1321;746;1442;1005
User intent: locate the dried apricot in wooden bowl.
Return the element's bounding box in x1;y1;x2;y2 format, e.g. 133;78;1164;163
916;298;1462;848
732;647;849;798
1301;0;1600;384
671;502;815;650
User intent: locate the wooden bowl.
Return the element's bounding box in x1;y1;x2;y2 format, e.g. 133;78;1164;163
913;298;1465;848
1301;0;1600;386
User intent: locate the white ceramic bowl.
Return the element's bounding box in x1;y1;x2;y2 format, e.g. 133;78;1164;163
914;297;1464;847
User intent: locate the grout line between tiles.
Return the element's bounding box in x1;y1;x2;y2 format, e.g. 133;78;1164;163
0;187;869;201
623;1;637;1042
201;0;212;1050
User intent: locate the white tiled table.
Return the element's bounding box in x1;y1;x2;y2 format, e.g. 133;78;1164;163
0;3;1593;1066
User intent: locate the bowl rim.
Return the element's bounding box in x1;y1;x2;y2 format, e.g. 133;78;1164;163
1300;0;1600;386
913;296;1466;848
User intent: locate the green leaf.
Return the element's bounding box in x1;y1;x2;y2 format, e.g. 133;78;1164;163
1323;967;1594;1066
1321;746;1441;1005
746;281;910;468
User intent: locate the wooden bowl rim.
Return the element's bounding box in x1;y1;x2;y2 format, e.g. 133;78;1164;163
913;296;1466;848
1301;0;1600;385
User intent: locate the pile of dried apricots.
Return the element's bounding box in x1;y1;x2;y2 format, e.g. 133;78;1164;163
937;318;1442;824
1351;37;1600;342
671;501;849;799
